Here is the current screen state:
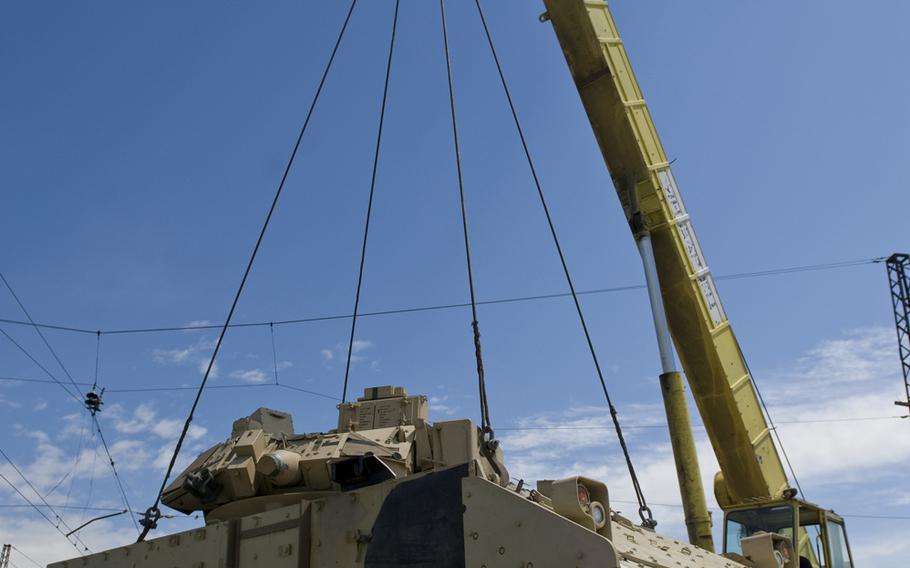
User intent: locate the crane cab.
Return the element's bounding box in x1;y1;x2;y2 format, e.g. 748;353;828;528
723;499;854;568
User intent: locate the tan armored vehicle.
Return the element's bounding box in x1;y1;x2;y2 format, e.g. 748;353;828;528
51;386;773;568
48;0;860;565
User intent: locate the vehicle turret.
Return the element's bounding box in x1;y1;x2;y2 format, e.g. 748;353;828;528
162;386;509;519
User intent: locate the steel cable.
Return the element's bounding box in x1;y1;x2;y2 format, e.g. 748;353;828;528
135;0;359;542
341;0;400;403
440;0;493;438
472;0;656;528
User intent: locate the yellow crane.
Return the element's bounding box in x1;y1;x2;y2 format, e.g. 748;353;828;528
542;1;854;566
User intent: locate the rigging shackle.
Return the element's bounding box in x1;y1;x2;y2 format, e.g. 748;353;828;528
639;505;657;529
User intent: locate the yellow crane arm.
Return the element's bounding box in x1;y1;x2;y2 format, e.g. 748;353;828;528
542;0;790;507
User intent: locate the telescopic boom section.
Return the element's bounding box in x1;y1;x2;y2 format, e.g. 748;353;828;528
542;0;790;507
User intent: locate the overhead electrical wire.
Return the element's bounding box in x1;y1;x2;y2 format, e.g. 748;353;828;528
77;435;99;524
10;547;43;568
0;327;138;546
472;0;656;529
269;323;280;385
495;415;907;432
0;374;340;400
0;328;81;403
0;271;84;399
44;412;88;501
0;375;92;387
341;0;400;404
135;0;359;542
0;257;883;337
0;270;138;532
0;448;89;553
91;415;140;534
605;500;910;521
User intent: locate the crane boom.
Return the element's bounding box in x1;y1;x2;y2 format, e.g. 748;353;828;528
541;0;790;507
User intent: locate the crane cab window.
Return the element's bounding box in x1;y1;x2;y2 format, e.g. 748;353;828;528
826;520;853;568
797;506;824;568
795;506;854;568
724;504;794;557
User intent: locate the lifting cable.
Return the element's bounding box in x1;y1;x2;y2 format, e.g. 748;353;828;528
472;0;657;528
341;0;400;404
135;0;358;541
746;358;806;499
440;0;494;440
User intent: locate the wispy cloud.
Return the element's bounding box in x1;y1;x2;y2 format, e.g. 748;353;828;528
113;402;207;441
229;368;267;384
429;395;458;416
321;338;376;366
151;337;219;378
498;327;910;545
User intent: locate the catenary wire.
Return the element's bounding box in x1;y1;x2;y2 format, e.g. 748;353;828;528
440;0;493;438
0;284;135;525
495;415;906;431
0;258;883;337
91;415;139;534
10;547;43;568
77;436;99;524
0;448;89;553
341;0;400;404
606;500;910;521
92;331;101;391
136;0;358;542
0;328;81;402
0;375;339;400
0;271;84;398
45;412;88;501
472;0;656;528
269;323;280;385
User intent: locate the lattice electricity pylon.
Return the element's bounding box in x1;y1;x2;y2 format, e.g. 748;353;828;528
886;253;910;412
0;544;10;568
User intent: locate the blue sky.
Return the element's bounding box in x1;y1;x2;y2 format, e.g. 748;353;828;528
1;1;908;565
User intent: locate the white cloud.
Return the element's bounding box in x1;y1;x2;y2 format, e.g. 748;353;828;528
0;393;23;408
498;327;910;560
351;339;373;353
114;403;207;441
33;400;48;411
321;338;376;366
152;337;218;377
429;395;458;416
182;320;214;329
764;327;899;401
229;368;267;384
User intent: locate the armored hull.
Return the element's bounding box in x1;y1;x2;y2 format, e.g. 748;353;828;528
51;387;749;568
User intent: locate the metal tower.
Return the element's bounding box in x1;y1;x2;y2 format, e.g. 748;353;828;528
0;544;11;568
886;253;910;411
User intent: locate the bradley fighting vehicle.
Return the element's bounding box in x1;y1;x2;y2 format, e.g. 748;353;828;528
51;0;856;566
52;386;754;568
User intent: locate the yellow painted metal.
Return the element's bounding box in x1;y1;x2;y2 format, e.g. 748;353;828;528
542;0;791;507
660;372;714;551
